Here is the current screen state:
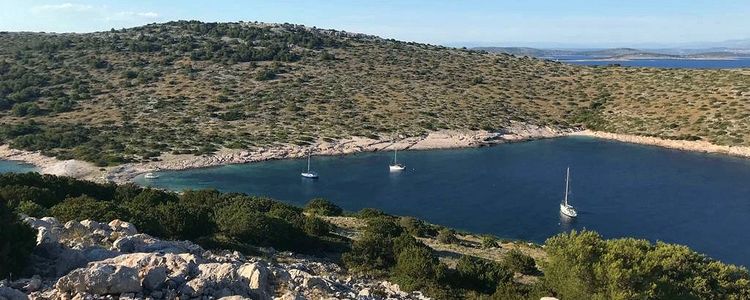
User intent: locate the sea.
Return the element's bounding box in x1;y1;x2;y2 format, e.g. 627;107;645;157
128;137;750;267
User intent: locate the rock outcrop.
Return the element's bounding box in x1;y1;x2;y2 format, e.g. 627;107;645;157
13;217;428;299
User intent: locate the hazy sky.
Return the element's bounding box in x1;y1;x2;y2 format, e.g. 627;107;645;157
0;0;748;47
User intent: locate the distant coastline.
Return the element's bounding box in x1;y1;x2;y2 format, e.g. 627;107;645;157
551;56;744;62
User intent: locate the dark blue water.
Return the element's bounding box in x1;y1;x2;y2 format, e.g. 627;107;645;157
554;57;750;69
0;160;36;173
134;137;750;267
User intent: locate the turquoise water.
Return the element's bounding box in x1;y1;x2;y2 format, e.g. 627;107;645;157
0;160;37;173
130;137;748;267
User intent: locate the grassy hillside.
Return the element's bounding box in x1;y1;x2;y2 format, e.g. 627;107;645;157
0;20;748;165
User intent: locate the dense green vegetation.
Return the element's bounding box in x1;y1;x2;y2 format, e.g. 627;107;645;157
0;200;36;279
1;172;748;299
541;231;750;300
0;172;345;258
0;21;747;165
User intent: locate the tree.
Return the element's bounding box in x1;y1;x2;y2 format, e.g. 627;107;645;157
0;201;36;279
542;230;606;299
541;230;750;299
393;246;439;292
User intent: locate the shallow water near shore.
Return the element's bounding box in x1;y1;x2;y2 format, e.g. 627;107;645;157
3;137;715;267
0;160;36;173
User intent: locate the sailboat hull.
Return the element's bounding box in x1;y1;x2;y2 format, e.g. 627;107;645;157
301;172;318;179
560;203;577;218
389;164;405;171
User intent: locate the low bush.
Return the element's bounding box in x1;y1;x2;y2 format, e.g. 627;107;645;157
303;215;331;236
452;255;514;294
481;235;499;249
503;249;537;275
398;216;435;237
50;195;124;222
304;198;343;216
16;200;48;217
392;246;440;292
356;207;387;219
437;228;458;244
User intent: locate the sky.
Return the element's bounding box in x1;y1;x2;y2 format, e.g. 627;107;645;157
0;0;748;48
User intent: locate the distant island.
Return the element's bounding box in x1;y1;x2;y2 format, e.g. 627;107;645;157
472;46;750;60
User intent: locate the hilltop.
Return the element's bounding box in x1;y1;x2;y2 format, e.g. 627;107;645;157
0;20;749;167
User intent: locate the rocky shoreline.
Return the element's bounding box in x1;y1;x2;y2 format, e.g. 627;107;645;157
0;216;428;300
570;130;750;159
0;122;574;184
7;124;750;185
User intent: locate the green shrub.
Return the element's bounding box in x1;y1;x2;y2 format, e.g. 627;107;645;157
503;249;537;275
156;201;214;240
542;230;750;299
0;185;55;209
365;216;403;238
50;195;123;222
255;68;277;81
437;228;458;244
453;255;513;294
214;200;306;250
392;246;440;292
0;201;36;279
16;200;48;217
11;102;42;117
398;216;434;237
303;215;331;236
356;207;387;219
343;231;396;274
343;217;404;274
269;205;305;228
481;235;499;249
304;198;342;216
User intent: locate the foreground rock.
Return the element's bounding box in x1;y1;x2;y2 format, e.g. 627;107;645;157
14;216;429;299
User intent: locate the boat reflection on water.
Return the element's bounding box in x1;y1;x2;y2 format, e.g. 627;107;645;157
559;211;578;231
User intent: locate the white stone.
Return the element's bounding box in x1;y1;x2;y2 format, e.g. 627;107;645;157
55;264;141;295
108;219;138;235
79;220;101;230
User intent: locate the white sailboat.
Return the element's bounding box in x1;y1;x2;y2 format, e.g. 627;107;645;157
301;153;319;179
144;172;159;179
560;167;578;218
389;148;405;171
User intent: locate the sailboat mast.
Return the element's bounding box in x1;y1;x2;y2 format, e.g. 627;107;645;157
564;167;570;205
394;148;398;164
307;154;311;172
